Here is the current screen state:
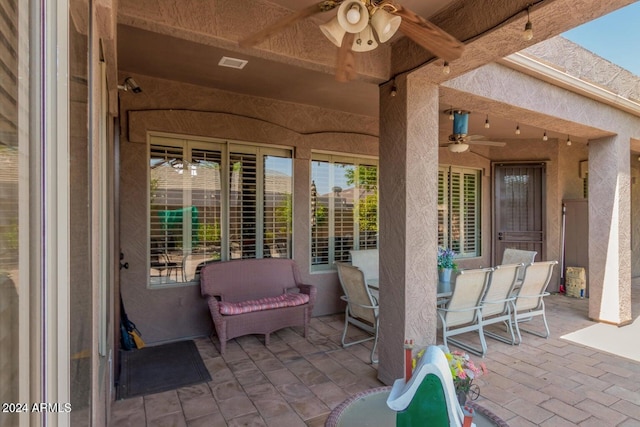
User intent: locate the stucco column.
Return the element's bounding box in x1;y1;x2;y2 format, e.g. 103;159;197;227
377;75;439;385
588;134;632;325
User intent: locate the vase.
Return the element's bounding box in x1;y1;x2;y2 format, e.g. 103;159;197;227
456;390;467;406
438;268;452;283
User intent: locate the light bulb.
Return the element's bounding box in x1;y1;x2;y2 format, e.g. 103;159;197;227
448;110;454;121
543;131;548;141
566;135;572;146
390;86;397;97
484;115;490;129
523;21;533;40
346;5;361;24
443;61;450;75
515;124;521;135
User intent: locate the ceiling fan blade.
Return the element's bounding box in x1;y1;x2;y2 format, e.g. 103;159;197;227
335;32;356;82
393;5;464;61
468;140;507;147
239;0;343;48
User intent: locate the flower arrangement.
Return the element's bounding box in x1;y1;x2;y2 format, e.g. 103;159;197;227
412;347;487;402
437;246;458;271
445;350;487;395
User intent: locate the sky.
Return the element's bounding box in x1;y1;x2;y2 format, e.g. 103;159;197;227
562;2;640;77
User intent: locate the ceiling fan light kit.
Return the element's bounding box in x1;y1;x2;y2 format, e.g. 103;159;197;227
370;8;402;42
449;142;469;153
352;25;378;52
320;17;346;47
337;0;370;33
238;0;464;81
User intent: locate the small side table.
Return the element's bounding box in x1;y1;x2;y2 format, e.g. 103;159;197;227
325;386;509;427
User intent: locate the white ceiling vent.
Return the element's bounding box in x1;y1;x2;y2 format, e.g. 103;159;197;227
218;56;248;70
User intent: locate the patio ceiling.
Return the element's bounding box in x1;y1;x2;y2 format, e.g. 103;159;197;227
117;0;636;144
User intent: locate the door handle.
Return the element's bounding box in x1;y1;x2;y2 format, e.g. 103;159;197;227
120;252;129;270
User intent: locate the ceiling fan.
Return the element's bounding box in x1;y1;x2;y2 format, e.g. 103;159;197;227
441;110;506;153
238;0;464;82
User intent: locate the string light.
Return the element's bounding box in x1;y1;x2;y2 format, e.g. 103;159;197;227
443;61;450;75
566;135;572;146
523;6;533;41
484;115;490;129
390;85;397;97
448;107;454;121
542;130;548;141
515;124;521;135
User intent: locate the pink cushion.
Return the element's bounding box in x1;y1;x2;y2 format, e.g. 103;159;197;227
219;293;310;315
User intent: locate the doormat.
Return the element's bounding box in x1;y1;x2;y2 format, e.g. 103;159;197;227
117;340;211;400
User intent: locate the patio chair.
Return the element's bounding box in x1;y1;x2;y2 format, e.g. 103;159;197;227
349;249;379;284
511;260;558;343
480;263;522;347
336;262;380;364
500;248;537;283
150;248;179;281
437;267;493;357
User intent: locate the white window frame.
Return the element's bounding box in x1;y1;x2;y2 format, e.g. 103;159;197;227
147;133;293;288
310;152;378;272
438;165;481;258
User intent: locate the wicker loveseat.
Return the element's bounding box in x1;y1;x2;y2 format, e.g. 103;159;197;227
200;258;316;354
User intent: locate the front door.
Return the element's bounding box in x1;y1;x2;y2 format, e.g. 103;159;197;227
493;163;545;264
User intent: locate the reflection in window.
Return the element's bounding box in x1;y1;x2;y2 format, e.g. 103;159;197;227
311;154;378;270
149;137;292;286
438;166;481;258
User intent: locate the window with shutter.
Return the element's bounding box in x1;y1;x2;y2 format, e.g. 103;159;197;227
229;151;257;259
438;167;448;248
148;136;292;286
311;154;378;271
438;166;481;258
264;155;293;259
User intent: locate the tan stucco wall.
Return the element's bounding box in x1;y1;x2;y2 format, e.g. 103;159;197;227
118;74;378;344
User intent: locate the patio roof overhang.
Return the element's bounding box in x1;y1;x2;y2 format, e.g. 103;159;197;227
115;0;636;123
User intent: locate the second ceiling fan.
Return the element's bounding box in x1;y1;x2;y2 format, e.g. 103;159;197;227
441;110;507;153
239;0;464;82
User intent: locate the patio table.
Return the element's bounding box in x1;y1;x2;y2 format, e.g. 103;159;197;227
325;386;509;427
367;279;452;301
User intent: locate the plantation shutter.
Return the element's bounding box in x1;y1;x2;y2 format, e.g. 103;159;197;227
334;161;355;262
263;155;292;258
439;166;481;258
449;170;462;254
229;151;257;259
462;169;479;256
311;160;330;266
189;147;223;277
437;167;448;248
356;164;378;250
149;144;185;261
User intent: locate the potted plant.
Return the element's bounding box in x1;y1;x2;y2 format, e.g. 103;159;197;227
437;246;458;283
